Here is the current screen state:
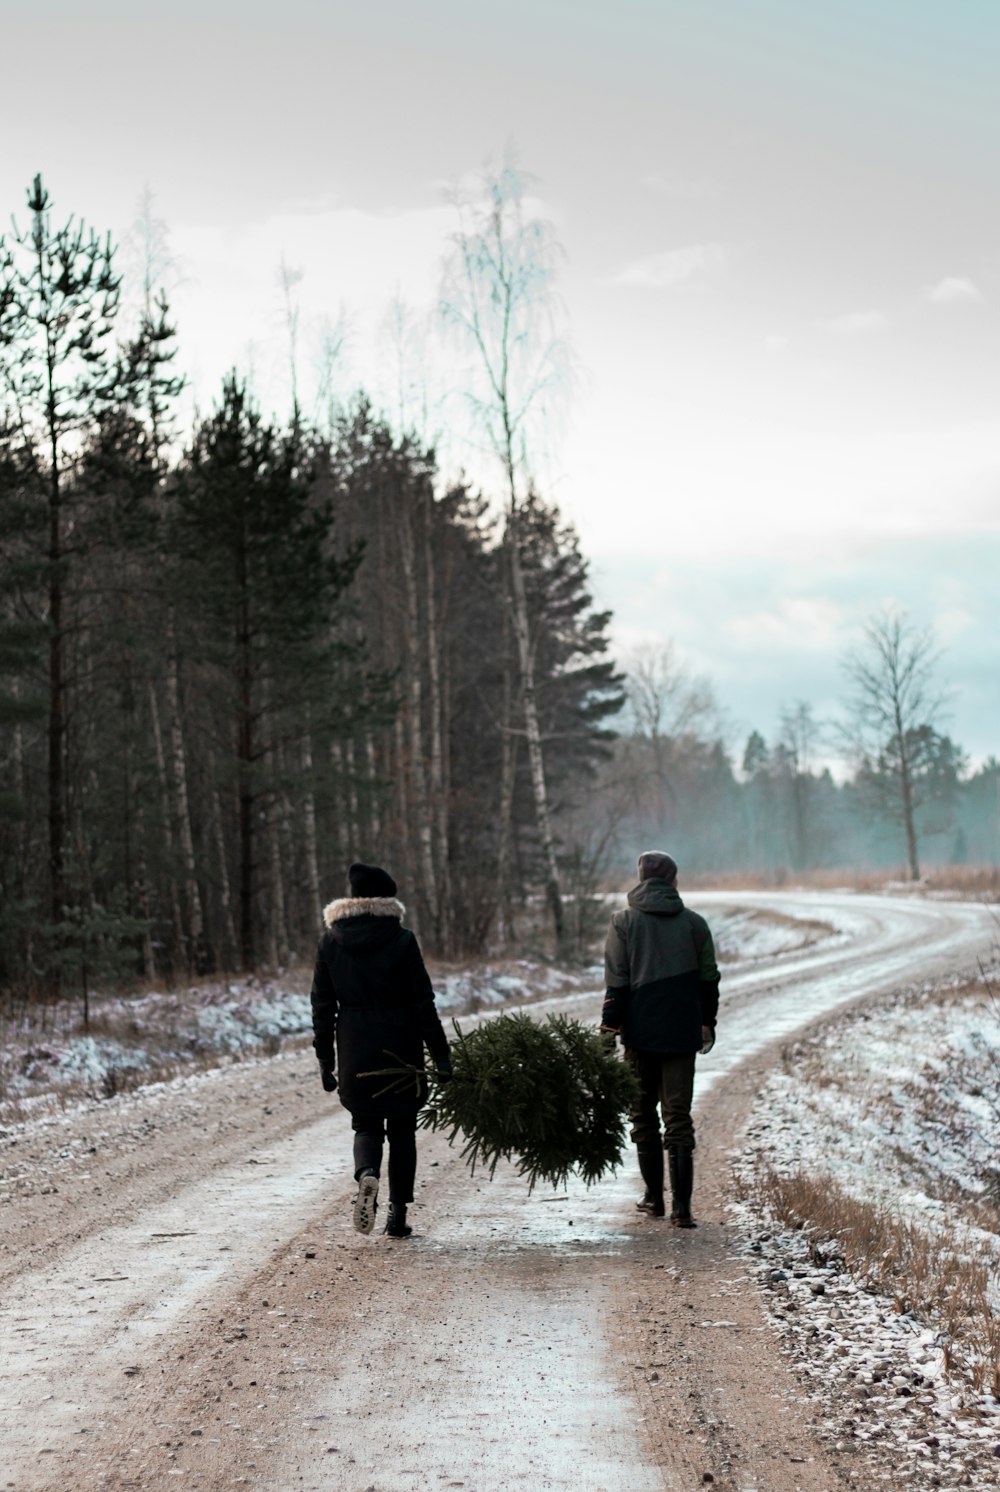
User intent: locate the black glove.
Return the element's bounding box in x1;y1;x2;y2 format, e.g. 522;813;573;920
319;1062;338;1093
699;1026;716;1056
435;1063;453;1084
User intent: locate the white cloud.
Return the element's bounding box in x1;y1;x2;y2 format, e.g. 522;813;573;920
817;309;889;335
763;333;790;354
565;392;1000;568
610;242;726;289
923;276;983;305
726;597;847;652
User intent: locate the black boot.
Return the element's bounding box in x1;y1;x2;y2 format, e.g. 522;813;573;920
635;1145;665;1217
667;1145;696;1227
384;1201;412;1238
353;1168;379;1236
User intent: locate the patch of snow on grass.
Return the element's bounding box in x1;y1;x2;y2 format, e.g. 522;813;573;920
0;959;600;1116
433;960;597;1015
0;975;315;1115
712;907;838;963
732;969;1000;1488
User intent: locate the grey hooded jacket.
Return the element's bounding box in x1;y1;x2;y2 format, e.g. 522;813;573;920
601;880;720;1054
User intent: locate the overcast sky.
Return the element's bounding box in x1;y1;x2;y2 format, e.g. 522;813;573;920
3;0;998;762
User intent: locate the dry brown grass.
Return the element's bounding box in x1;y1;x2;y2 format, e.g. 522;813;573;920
738;1166;1000;1400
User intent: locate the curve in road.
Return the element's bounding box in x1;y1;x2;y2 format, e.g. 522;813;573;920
0;891;993;1491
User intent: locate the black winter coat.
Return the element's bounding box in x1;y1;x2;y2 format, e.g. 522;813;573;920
310;895;451;1116
601;881;721;1055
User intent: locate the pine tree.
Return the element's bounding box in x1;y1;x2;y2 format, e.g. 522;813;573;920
0;175;121;965
418;1012;640;1191
172;376;363;969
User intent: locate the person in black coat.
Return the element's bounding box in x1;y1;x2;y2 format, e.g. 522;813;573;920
310;862;452;1238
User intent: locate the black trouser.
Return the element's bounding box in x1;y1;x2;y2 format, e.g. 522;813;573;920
626;1048;697;1150
351;1112;418;1204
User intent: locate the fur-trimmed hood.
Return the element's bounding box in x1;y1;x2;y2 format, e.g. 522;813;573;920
323;895;406;928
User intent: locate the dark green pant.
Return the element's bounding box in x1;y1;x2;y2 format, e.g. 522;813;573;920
626;1048;696;1150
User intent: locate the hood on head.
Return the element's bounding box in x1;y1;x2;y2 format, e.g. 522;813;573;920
627;880;684;917
323;895;406;928
323;895;406;954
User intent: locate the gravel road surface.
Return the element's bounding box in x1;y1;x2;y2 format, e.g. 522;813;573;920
1;891;993;1492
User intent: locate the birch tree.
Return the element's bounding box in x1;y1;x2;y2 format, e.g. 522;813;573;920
440;161;571;949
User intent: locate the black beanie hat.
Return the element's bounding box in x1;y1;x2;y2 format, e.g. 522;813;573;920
637;850;678;884
348;862;398;898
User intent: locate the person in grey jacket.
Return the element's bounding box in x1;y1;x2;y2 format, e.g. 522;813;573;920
600;851;720;1226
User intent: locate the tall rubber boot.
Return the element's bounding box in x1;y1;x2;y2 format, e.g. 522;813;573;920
667;1145;696;1228
635;1145;665;1217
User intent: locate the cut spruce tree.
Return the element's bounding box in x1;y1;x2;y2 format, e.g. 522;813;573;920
362;1012;640;1192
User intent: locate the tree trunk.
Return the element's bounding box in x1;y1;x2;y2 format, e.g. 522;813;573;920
393;716;418;936
495;605;517;948
365;732;382;845
399;493;439;943
900;755;920;881
265;737;289;967
38;212;67;966
344;738;359;861
12;719;32;975
506;509;565;949
133;827;157;980
236;574;255;969
893;696;921;882
266;788;287;967
422;482;452;955
238;772;254;970
46;417;65;937
792;772;809;872
147;681;184;965
330;738;348;865
301;711;321;924
278;782;297;945
165;629;204;968
118;656;152;976
210;784;237;969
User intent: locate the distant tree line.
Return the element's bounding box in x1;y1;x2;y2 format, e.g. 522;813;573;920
589;625;995;884
0;175;622;997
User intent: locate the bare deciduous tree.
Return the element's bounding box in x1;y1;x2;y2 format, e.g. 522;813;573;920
841;608;948;881
440;159;571;949
621;642;719;815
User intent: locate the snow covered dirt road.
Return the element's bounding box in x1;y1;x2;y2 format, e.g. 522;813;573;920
1;892;994;1492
